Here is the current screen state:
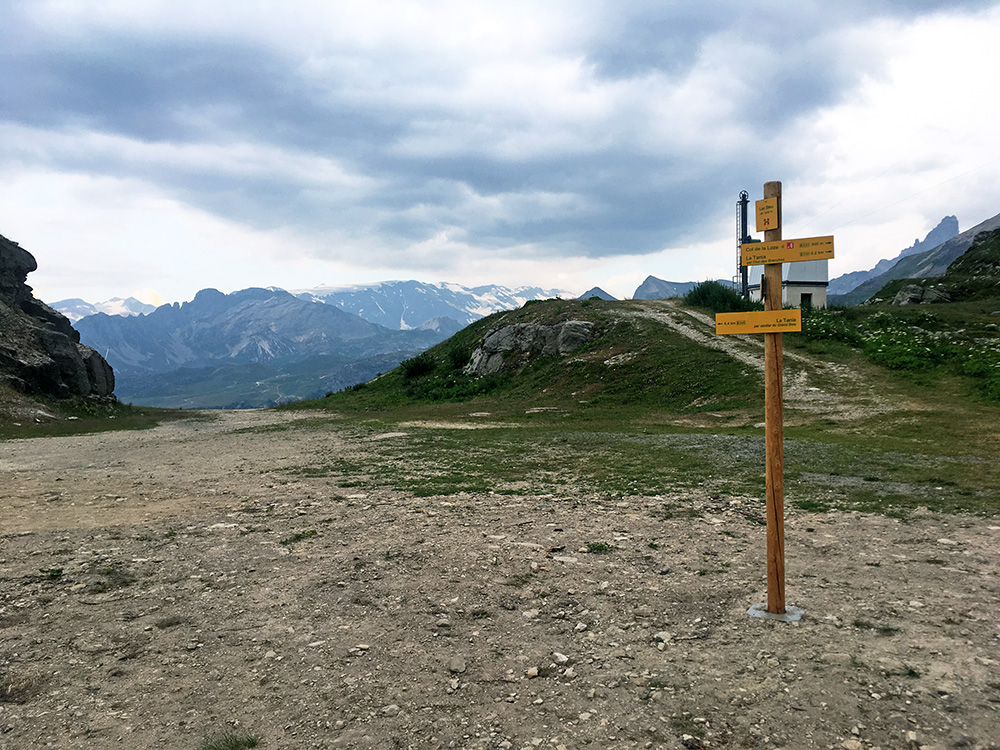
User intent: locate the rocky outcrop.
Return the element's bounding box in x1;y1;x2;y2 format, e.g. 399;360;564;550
891;284;951;305
464;320;594;376
0;233;115;400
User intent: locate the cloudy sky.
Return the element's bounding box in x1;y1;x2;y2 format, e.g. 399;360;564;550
2;0;999;305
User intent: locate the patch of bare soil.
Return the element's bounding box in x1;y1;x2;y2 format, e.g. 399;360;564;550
0;382;61;426
2;410;999;750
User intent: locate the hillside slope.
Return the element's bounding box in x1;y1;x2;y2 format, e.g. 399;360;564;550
310;298;893;428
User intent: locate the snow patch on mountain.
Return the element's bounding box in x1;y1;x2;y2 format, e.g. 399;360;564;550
52;296;156;322
290;280;568;331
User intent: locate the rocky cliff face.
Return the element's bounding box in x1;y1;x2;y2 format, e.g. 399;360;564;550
0;234;115;401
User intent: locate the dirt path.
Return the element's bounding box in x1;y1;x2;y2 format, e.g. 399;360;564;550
617;301;896;423
2;411;999;750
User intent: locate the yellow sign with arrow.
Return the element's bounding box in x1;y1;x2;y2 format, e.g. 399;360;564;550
716;309;802;335
740;235;834;266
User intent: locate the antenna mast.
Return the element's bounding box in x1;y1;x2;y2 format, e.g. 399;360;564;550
737;191;751;298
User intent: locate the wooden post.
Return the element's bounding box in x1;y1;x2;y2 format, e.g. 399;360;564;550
762;180;785;615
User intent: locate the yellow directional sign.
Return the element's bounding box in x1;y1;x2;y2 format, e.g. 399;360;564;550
756;197;779;233
716;309;802;335
741;235;834;266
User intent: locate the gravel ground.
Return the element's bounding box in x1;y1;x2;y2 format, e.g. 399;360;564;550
2;410;999;750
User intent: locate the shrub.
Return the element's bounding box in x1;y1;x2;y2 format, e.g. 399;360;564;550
199;729;261;750
683;281;760;313
858;312;953;370
958;340;1000;400
400;352;436;380
447;344;472;371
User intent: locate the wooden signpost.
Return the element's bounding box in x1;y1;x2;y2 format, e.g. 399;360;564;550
717;181;833;620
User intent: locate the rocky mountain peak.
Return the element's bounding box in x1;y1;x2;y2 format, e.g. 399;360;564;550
0;235;38;307
828;215;961;297
577;286;617;301
0;233;115;402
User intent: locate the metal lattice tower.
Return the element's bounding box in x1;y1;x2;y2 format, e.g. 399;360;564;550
737;191;750;298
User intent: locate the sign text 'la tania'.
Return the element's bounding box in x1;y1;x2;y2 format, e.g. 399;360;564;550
716;309;802;335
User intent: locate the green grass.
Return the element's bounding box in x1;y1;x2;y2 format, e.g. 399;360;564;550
0;397;207;440
793;290;1000;403
853;619;901;636
279;529;318;546
276;414;999;515
199;729;261;750
9;296;1000;520
284;424;745;498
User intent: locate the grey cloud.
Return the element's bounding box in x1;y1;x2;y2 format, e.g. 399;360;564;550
2;1;989;272
1;37;406;149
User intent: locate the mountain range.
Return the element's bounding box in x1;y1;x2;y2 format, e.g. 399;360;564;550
291;280;566;331
75;287;449;408
830;210;1000;306
827;216;959;297
50;296;157;322
53;208;1000;409
632;277;731;300
70;283;572;409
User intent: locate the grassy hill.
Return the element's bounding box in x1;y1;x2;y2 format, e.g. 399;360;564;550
298;298;764;420
0;381;183;439
283;295;1000;516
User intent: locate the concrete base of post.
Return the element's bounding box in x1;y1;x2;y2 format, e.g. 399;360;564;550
746;603;804;623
